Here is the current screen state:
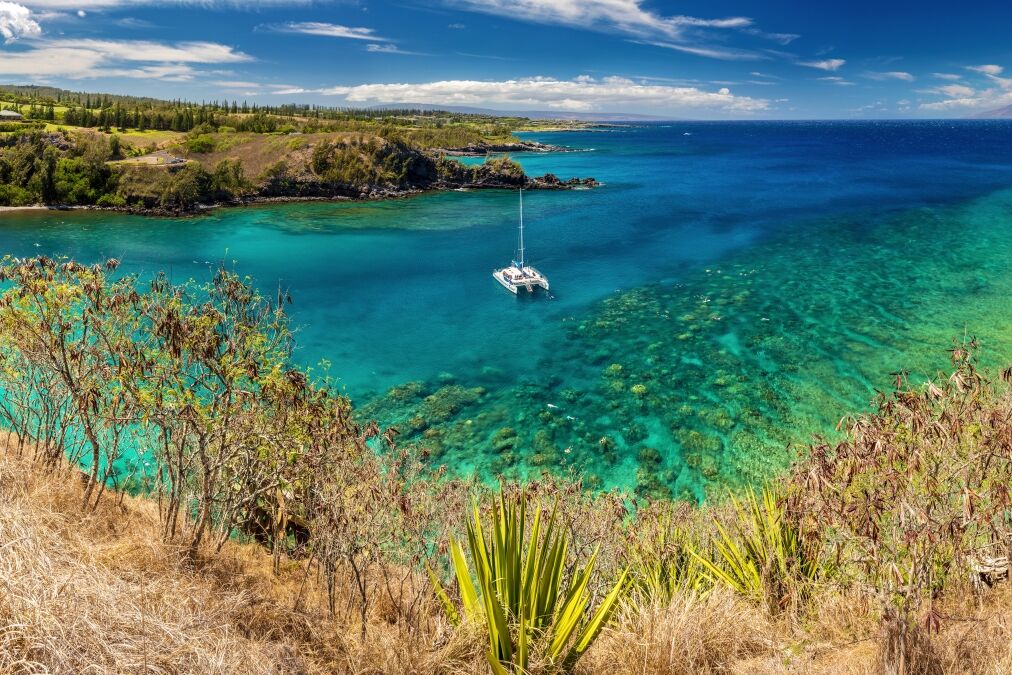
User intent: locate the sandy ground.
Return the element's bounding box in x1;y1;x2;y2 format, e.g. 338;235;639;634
0;205;49;213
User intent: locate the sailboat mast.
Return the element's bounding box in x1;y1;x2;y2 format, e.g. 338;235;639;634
517;188;525;268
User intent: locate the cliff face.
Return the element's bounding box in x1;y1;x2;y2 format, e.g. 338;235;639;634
125;133;597;212
0;128;596;215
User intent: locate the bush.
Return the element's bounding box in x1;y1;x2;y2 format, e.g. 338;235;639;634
0;183;34;205
96;193;126;207
186;134;215;153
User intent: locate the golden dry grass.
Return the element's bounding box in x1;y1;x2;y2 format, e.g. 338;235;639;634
0;436;487;674
2;433;1011;674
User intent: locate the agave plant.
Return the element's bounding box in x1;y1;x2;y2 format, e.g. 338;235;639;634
628;522;711;602
429;489;628;674
689;485;823;612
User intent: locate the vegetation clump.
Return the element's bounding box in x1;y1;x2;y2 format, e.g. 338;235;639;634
0;256;1010;673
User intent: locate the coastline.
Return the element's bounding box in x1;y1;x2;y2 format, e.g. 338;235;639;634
0;205;60;213
0;173;599;218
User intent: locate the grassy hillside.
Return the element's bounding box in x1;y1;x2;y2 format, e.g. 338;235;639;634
0;258;1009;673
0;126;587;212
0;84;595;212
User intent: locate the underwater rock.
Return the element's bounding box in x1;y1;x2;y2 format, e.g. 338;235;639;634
491;426;519;453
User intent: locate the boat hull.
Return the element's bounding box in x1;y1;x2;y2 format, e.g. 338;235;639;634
492;268;548;295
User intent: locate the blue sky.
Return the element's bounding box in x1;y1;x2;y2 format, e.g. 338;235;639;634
1;0;1012;118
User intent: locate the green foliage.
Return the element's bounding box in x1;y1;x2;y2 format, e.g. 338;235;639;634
688;485;824;613
159;163;211;208
186;134;216;153
0;183;33;206
627;519;710;601
430;489;629;673
96;193;126;207
210;159;249;197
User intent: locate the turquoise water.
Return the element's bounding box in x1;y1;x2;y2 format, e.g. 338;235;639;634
2;121;1012;499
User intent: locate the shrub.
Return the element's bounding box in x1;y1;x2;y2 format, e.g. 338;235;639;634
186;134;215;153
430;489;629;673
0;183;34;205
96;193;126;207
689;485;824;614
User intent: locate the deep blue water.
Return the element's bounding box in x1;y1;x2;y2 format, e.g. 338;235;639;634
3;121;1012;494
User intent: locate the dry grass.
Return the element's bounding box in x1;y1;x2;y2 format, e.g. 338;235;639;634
0;439;485;674
173;131;366;179
2;429;1012;673
582;590;774;675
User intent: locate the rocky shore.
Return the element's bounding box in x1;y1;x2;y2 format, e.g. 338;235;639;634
433;139;569;156
4;171;599;218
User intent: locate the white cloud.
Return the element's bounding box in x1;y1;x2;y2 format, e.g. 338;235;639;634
0;38;250;78
273;75;770;114
451;0;750;38
50;38;252;62
799;58;845;71
920;65;1012;112
447;22;465;29
937;84;975;98
0;1;40;42
931;72;962;80
643;40;761;61
740;27;798;45
212;79;260;88
817;76;855;86
264;21;389;41
863;70;914;81
966;64;1003;75
21;0;312;8
448;0;794;62
365;43;423;55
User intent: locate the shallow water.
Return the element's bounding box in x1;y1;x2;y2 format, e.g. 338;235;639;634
2;121;1011;497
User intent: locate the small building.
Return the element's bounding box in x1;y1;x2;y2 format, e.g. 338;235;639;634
0;110;24;121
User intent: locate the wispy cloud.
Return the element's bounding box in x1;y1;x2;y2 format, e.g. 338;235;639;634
272;75;770;113
20;0;315;8
931;72;962;80
966;64;1003;75
799;58;846;71
642;40;766;61
817;76;855;86
921;63;1012;111
0;38;251;79
936;84;975;97
740;27;798;45
447;22;465;29
450;0;750;38
114;16;155;28
211;79;260;88
366;43;424;55
448;0;793;62
263;21;390;41
0;1;41;42
863;70;914;81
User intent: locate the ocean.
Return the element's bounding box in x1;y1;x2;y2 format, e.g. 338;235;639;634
2;120;1012;499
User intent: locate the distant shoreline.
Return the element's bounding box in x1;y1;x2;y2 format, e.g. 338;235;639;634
0;176;599;219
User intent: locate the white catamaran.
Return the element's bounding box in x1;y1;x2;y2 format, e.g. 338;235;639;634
492;189;550;295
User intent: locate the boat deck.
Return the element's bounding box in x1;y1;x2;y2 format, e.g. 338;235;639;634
493;264;549;293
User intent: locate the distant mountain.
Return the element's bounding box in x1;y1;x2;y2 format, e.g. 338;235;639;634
366;103;669;121
972;104;1012;119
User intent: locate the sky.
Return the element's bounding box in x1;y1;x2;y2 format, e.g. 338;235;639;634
1;0;1012;118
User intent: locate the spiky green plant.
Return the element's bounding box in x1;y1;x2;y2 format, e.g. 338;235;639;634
429;489;629;674
689;485;823;612
628;523;711;601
